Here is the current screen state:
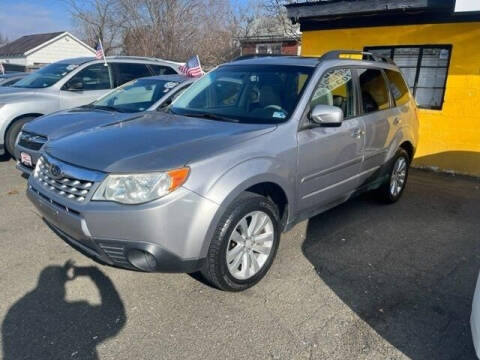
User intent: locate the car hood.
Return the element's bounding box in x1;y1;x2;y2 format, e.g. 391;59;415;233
0;86;39;101
24;108;137;140
45;112;276;173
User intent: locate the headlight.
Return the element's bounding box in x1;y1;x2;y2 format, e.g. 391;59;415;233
92;168;189;204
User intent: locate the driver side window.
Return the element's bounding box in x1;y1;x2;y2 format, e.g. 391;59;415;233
310;68;355;119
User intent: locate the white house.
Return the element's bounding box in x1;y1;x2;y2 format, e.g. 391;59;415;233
0;31;95;71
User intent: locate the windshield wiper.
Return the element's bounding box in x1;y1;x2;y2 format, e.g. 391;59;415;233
179;112;239;123
90;105;125;113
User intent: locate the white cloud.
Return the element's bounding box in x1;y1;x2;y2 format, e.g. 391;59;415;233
0;2;72;41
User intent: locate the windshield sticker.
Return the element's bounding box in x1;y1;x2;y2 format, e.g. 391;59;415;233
164;82;178;89
272;111;286;119
66;64;79;71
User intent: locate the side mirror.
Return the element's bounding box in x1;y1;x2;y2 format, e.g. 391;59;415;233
66;81;84;91
310;105;343;127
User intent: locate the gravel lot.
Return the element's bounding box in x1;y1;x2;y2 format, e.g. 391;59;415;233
1;156;479;360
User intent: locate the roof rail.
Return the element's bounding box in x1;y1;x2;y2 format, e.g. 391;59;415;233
319;50;395;65
233;54;291;61
105;55;181;64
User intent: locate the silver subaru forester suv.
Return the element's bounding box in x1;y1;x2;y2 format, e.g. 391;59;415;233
27;51;418;291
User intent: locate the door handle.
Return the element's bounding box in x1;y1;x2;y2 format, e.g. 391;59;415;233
393;117;402;125
351;128;365;138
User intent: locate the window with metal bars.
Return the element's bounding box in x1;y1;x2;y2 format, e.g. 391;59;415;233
364;45;452;110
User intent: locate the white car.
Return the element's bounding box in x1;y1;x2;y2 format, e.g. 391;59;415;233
472;273;480;357
0;56;182;157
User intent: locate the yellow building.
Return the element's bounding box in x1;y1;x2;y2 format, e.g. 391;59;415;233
287;0;480;176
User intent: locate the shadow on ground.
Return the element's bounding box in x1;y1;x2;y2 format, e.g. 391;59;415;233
2;262;126;360
302;170;480;359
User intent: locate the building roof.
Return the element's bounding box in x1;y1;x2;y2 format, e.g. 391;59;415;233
0;32;65;57
286;0;480;31
239;34;301;44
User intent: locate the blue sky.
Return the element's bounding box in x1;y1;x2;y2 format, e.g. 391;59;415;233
0;0;74;40
0;0;251;41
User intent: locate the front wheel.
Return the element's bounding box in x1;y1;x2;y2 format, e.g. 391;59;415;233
376;148;410;203
201;192;280;291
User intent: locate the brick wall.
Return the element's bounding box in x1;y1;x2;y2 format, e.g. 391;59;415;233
282;41;299;55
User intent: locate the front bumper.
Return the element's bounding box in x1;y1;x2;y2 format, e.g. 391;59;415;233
27;179;218;273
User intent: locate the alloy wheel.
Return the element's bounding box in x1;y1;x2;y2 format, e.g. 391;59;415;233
390;156;407;197
226;211;274;280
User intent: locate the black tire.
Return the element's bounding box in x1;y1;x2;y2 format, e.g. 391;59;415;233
5;116;36;158
201;192;280;292
376;148;410;204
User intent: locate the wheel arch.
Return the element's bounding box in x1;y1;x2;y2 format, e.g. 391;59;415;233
197;161;295;258
399;140;415;162
4;113;43;141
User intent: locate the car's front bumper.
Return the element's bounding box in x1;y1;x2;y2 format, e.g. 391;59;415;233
27;178;218;273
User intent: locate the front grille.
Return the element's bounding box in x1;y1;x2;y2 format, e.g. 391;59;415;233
18;131;47;151
33;156;94;202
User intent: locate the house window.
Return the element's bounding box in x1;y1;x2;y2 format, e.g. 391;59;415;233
256;43;282;55
364;45;452;110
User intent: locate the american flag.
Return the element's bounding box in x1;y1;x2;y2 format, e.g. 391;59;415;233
95;42;104;60
0;62;4;75
179;55;203;78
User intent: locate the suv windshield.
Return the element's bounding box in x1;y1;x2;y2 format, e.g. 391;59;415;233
90;78;181;113
171;65;313;124
13;62;80;88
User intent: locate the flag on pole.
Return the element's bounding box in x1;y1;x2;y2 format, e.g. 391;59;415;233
94;41;104;60
0;62;4;75
179;55;204;78
95;39;109;67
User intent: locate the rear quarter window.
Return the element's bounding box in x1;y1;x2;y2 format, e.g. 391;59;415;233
149;65;177;75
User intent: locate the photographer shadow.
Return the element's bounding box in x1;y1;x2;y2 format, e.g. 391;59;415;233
2;262;126;360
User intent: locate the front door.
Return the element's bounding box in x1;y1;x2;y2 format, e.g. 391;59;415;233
297;68;365;213
60;63;114;110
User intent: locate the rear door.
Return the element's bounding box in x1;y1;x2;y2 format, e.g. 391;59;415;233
296;67;365;213
60;63;114;109
384;68;415;146
356;68;393;176
111;62;153;87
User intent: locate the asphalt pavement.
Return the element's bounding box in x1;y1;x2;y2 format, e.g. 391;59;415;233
1;156;479;360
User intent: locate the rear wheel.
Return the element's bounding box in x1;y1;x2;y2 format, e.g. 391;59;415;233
5;116;36;158
376;148;410;203
201;192;280;291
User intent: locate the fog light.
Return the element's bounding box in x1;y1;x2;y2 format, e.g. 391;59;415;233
127;249;157;271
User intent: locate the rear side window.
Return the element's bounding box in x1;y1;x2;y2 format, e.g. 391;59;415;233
385;69;410;107
113;63;152;86
358;68;390;114
149;65;177;75
310;68;355;118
